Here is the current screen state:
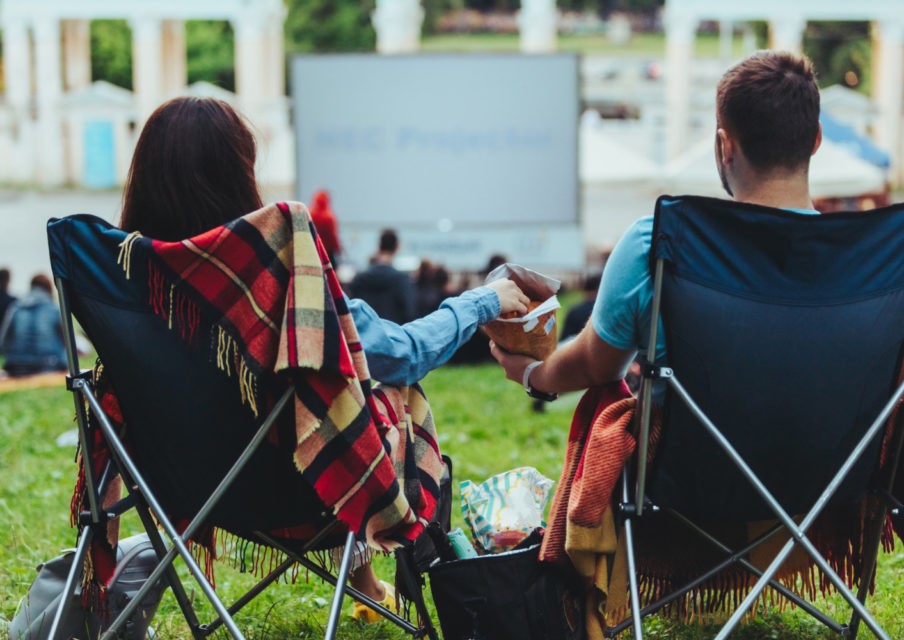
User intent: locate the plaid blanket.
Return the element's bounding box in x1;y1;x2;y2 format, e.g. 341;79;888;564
538;382;636;639
132;201;442;546
74;201;443;602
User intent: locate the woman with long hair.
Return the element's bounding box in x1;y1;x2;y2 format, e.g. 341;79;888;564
119;96;528;619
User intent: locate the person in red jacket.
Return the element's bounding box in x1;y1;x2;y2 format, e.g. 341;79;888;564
308;189;342;267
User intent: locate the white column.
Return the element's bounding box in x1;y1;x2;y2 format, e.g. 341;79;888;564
34;18;66;186
161;20;187;96
233;17;268;120
872;19;904;186
664;11;696;161
2;18;34;183
719;20;733;63
769;15;806;53
372;0;423;54
3;18;31;114
130;17;164;126
268;16;286;99
518;0;559;53
62;20;91;91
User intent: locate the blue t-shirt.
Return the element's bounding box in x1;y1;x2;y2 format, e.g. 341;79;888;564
591;208;821;363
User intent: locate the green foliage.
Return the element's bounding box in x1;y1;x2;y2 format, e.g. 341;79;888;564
284;0;376;54
90;20;132;90
186;21;236;91
89;20;237;92
803;21;872;93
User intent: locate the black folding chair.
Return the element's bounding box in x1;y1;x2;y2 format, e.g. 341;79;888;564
46;213;441;640
609;196;904;639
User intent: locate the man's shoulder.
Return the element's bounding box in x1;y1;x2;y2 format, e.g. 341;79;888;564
611;215;655;261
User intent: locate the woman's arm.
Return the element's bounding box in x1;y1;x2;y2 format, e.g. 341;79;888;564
349;279;528;386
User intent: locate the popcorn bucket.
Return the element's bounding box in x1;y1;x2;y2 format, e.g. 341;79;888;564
483;263;561;360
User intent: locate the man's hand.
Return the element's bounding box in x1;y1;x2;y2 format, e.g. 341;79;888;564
485;278;530;316
489;340;536;385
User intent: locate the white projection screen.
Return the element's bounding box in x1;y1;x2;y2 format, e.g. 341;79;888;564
290;54;581;268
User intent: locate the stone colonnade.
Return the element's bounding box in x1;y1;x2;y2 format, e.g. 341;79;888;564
662;0;904;183
0;0;287;187
373;0;559;54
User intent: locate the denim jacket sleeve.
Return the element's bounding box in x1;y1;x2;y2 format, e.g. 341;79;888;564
347;286;500;386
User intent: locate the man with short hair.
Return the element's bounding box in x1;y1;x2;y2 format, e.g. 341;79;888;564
492;50;823;396
350;228;416;324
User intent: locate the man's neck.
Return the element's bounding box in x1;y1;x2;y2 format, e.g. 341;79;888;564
731;166;815;210
372;252;395;265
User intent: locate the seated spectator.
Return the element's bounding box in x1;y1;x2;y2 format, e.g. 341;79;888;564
350;229;416;324
0;274;66;377
414;260;442;317
117;95;529;619
0;268;16;324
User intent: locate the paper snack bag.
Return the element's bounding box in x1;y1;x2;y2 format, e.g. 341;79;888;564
483;263;561;360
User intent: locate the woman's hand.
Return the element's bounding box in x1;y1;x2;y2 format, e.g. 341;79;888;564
485;278;530;316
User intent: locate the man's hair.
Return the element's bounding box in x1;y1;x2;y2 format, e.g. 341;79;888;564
716;50;820;171
30;273;53;294
0;268;9;290
379;229;399;253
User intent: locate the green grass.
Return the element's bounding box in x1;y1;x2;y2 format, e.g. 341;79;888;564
421;31;752;58
1;362;902;639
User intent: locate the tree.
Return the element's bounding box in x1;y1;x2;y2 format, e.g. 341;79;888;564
90;20;237;92
803;21;872;93
186;21;235;91
91;20;132;90
284;0;376;54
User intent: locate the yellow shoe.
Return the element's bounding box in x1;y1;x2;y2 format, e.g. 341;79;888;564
351;580;396;623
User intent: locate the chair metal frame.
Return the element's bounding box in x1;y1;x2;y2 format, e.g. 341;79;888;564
607;255;904;640
49;275;439;640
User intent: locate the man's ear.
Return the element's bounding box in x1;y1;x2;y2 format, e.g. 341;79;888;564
811;123;822;156
716;128;735;165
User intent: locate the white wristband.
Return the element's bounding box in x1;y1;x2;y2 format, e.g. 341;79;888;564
522;360;543;393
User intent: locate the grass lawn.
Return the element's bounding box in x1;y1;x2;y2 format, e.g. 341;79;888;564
1;354;902;638
422;31;753;58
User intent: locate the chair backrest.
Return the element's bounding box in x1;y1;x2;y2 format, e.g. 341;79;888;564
48;214;327;536
645;196;904;521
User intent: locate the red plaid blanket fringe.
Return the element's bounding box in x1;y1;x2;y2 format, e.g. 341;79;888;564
72;201;443;604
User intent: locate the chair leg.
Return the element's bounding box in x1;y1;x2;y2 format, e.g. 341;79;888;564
48;525;93;640
133;503;206;640
621;516;645;640
324;531;356;640
613;469;644;640
848;506;889;640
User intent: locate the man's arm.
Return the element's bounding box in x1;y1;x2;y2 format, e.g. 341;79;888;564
490;321;635;394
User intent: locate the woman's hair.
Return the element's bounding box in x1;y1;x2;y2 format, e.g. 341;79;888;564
119;97;263;241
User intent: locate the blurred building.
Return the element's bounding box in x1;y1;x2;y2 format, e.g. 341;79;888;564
662;0;904;184
0;0;292;189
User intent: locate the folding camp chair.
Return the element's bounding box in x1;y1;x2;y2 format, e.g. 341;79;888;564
608;196;904;639
45;213;441;640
